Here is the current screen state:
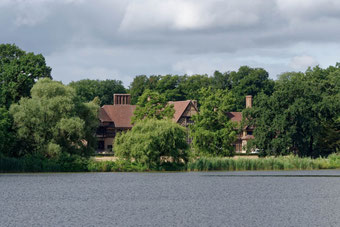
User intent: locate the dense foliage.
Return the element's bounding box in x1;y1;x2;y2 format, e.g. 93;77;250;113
69;79;126;105
243;65;340;157
10;78;99;157
129;66;274;111
0;44;52;108
0;44;52;157
1;43;339;172
190;88;237;157
131;89;175;124
114;119;189;168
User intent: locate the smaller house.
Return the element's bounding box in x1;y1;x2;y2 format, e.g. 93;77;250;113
97;94;198;153
227;95;254;153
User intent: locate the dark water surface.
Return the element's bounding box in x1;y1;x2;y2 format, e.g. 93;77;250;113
1;170;340;227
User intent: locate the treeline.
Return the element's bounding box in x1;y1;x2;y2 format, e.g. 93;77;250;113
1;43;339;172
0;44;100;164
128;67;274;111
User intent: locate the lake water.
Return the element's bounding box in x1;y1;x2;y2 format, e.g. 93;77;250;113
1;170;340;227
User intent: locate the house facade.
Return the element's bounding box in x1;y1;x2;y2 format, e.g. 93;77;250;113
96;94;198;153
97;94;253;154
227;95;254;153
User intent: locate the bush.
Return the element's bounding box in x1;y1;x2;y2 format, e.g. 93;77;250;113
114;119;189;169
0;153;89;173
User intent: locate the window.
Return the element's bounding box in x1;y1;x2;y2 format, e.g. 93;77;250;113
247;131;253;135
235;143;242;152
98;141;104;150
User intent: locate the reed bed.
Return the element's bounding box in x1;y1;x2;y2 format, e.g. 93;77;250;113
2;153;340;173
187;154;340;171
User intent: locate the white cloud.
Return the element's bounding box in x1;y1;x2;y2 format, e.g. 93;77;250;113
289;55;318;70
119;0;263;32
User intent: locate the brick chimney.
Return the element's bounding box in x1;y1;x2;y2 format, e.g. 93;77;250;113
113;94;131;105
246;95;252;108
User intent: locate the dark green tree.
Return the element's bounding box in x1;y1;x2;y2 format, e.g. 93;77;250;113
212;70;232;90
0;107;16;156
190;88;237;157
129;75;160;104
69;79;126;105
243;65;340;157
0;44;52;108
179;74;212;102
155;74;185;101
230;66;274;111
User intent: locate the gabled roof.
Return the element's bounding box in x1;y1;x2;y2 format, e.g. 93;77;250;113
168;100;198;123
99;100;198;128
227;112;242;122
100;105;137;128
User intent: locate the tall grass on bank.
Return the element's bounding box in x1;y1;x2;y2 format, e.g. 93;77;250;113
0;155;89;173
187;154;340;171
1;153;340;173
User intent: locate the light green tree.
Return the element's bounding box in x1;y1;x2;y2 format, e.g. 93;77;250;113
131;89;174;124
114;119;189;168
190;88;237;157
10;78;99;158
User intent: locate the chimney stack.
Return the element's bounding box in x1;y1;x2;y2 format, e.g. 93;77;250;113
246;95;252;108
113;94;131;105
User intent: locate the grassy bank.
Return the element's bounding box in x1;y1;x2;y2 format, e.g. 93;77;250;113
187;154;340;171
0;155;89;173
1;154;340;173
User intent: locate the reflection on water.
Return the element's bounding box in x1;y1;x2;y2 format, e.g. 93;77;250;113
1;170;340;227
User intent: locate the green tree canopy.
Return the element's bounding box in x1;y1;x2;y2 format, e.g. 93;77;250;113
129;75;160;104
131;89;175;124
0;107;16;156
230;66;274;111
10;78;99;158
128;66;273;111
114;119;189;168
69;79;126;105
190;88;237;157
0;44;52;108
243;64;340;157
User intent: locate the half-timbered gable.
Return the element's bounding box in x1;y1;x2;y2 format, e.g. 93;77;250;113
97;94;198;153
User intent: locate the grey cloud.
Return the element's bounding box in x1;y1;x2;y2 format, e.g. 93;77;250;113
0;0;339;85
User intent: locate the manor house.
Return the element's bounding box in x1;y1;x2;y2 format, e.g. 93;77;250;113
96;94;253;154
96;94;198;152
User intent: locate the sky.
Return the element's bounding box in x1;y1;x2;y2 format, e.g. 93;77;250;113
1;0;340;87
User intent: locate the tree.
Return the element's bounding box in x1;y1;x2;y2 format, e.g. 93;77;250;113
212;70;232;90
114;119;189;168
131;89;175;124
0;107;16;156
9;78;99;158
179;74;212;102
0;44;52;108
243;65;340;157
129;75;160;104
69;79;126;105
230;66;274;111
190;88;237;156
155;74;185;101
